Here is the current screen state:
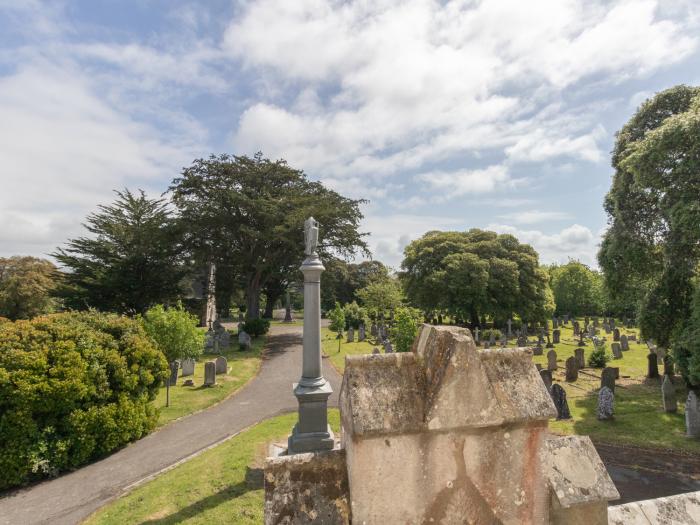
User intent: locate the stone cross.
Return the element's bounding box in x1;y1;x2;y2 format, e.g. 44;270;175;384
289;218;334;454
597;386;614;420
662;375;677;413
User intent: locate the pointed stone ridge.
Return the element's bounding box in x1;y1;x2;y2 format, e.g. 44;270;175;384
341;325;556;437
544;435;620;524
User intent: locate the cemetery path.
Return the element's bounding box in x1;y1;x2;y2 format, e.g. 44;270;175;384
0;323;342;525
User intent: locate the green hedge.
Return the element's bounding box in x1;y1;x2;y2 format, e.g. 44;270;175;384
0;311;168;490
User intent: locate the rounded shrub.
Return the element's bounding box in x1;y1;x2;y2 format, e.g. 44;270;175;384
0;311;168;490
242;318;270;338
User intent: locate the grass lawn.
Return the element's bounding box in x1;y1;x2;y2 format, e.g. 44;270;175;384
321;327;376;374
154;330;265;427
84;410;341;525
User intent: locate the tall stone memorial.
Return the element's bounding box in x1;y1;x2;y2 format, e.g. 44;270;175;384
288;217;334;454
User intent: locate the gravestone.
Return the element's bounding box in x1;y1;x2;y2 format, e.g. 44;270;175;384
506;318;512;337
204;329;215;352
593;317;599;327
603;323;611;335
204;361;216;386
239;330;252;350
474;327;480;345
484;341;491;349
547;349;557;371
552;317;558;329
597;386;614;420
575;348;585;369
620;335;629;351
686;391;700;438
347;327;355;343
573;321;580;336
588;324;596;337
601;367;616;393
372;347;380;355
564;313;569;323
370;323;378;337
565;357;578;382
183;378;194;387
383;340;393;353
540;369;553;391
537;332;544;346
517;335;527;347
613;328;620;342
647;353;659;379
662;375;677;413
577;332;586;347
628;334;637;342
533;345;543;356
169;360;180;386
551;384;571;420
215;355;228;374
358;324;366;342
181;358;195;377
663;355;675;376
546;334;554;349
552;329;561;344
437;314;443;325
611;343;622;359
489;331;496;346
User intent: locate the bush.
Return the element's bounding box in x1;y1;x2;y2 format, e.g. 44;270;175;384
0;311;168;490
391;307;418;353
482;328;503;341
242;318;270;338
588;338;610;368
342;301;367;329
141;303;204;363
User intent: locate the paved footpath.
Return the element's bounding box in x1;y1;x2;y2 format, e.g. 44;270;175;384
0;324;342;525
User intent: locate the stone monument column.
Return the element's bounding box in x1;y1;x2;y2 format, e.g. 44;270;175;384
288;217;334;454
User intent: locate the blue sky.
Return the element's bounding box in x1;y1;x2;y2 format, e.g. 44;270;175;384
1;1;699;269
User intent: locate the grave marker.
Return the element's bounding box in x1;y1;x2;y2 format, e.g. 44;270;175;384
551;384;571;420
597;386;614;420
565;357;578;382
601;367;616;393
204;361;216;386
686;391;700;438
662;375;677;413
215;356;228;374
547;349;557;371
647;353;659;379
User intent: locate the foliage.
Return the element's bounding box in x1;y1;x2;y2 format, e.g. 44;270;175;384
674;284;700;387
0;311;168;490
588;338;610;368
481;328;503;341
548;261;605;316
169;153;369;319
328;302;345;336
342;301;367;329
54;189;187;315
321;259;389;311
242;318;270;338
141;303;204;364
391;307;418;352
401;229;554;325
0;256;59;320
355;277;403;314
598;85;700;386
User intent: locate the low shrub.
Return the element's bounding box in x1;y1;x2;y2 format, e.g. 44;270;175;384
588;338;610;368
391;307;418;353
481;328;503;341
0;311;168;490
242;318;270;338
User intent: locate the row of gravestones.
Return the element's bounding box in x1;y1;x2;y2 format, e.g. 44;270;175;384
169;356;229;387
346;325;368;343
371;339;394;354
205;320;254;353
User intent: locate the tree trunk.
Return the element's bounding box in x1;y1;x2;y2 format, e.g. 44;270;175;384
246;274;261;320
264;291;282;319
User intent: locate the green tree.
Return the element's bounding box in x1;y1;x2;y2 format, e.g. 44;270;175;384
356;277;403;314
0;256;59;320
391;307;418;353
548;261;604;316
169;154;368;319
598;85;700;386
328;302;345;352
141;304;204;364
54;189;187;314
401;229;554;325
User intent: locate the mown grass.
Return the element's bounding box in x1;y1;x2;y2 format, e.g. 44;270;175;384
84;410;341;525
154;328;265;427
321;327;377;374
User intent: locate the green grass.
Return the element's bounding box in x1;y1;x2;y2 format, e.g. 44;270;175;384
84;410;341;525
321;327;377;374
154;331;265;427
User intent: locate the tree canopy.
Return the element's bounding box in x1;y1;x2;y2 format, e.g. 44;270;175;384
0;256;59;320
598;85;700;386
54;189;187;314
401;229;554;325
169;153;369;318
321;259;391;311
548;261;604;317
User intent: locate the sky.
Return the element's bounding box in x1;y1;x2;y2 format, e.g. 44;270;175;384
1;0;699;270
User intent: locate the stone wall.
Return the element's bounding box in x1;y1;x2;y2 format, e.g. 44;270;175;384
608;490;700;524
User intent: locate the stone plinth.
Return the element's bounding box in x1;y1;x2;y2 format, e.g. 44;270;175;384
264;448;349;525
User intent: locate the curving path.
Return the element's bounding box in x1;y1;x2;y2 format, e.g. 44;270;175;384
0;323;342;525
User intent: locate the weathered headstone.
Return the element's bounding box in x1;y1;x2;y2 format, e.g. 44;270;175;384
546;334;554;349
517;334;527;347
204;329;215;352
181;358;195;377
565;357;578;382
383;340;393;353
611;342;622;359
358;324;366;342
370;323;378;337
663;355;674;377
686;391;700;438
603;323;611;335
552;329;561;344
540;369;553;391
215;355;228;374
204;361;216;386
169;360;180;386
575;348;585;369
347;326;355;343
474;327;480;345
573;321;580;336
647;353;659;379
613;328;620;342
506;318;512;337
620;334;629;351
489;331;496;346
662;375;677;413
577;331;586;347
597;386;614;420
372;347;380;355
547;349;557;371
551;384;571;420
533;345;543;356
239;330;252;350
628;334;637;342
600;367;616;393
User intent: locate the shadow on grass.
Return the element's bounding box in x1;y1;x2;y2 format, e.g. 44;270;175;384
138;467;263;525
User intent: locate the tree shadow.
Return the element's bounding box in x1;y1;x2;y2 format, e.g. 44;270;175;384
138;467;264;525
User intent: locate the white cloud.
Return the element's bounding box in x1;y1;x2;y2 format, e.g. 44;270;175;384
498;210;572;225
415;165;515;197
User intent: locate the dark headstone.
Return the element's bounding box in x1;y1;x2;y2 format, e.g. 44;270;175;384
565;357;578;382
663;355;674;377
575;348;585;369
647;353;659;379
183;378;195;387
613;328;620;342
215;355;228;374
620;334;629;351
601;367;616;393
547;350;557;371
533;345;543;356
169;360;180;386
662;375;677;413
540;369;553;391
573;321;580;336
551;384;571;420
552;329;561;344
204;361;216;386
611;342;622;359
